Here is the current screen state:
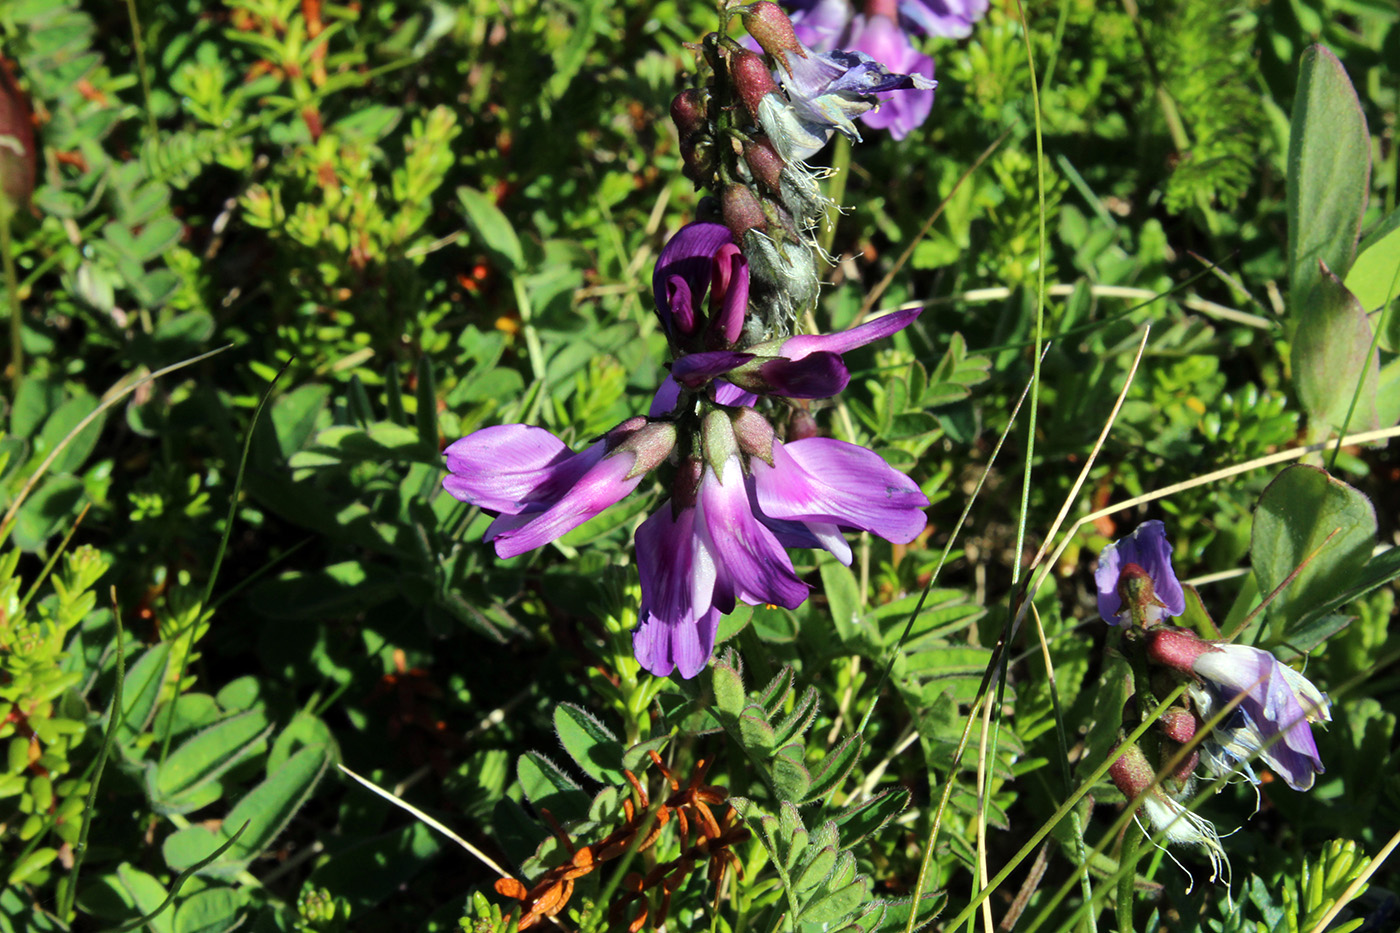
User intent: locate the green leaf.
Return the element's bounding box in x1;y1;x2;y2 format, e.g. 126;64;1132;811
37;392;103;476
517;751;590;823
1291;266;1380;432
1287;45;1370;318
172;888;245;933
174;744;331;878
554;704;624;783
270;384;330;458
1251;465;1377;638
830;789;908;847
147;710;272;814
114;864;175;933
819;559;863;645
738;706;777;754
772;742;811;802
116;643;172;747
457;186;523;272
7;847;58;886
1286;545;1400;647
1345;209;1400;323
712;649;746;719
804;735;861;804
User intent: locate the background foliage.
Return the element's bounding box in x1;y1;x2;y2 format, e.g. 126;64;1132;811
0;0;1397;930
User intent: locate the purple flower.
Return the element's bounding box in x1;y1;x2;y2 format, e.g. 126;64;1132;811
443;419;676;559
632;504;721;679
671;307;922;399
653;222;750;348
751;436;929;564
787;0;853;48
774;45;937;158
843;15;935;140
1094;520;1186;627
897;0;989;39
1190;644;1331;791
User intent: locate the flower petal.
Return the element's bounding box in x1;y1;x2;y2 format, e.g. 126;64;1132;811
751;438;928;544
1094;520;1185;626
696;457;808;610
443;425;596;513
780;307;921;360
489;450;642;558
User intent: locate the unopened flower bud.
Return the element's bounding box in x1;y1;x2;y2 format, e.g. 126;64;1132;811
0;58;36;217
671;88;709;139
701;409;740;474
730;48;782;123
680;134;715;188
740;2;807;73
1158;707;1198;745
721;184;767;243
1116;562;1168;628
742;138;786;195
1109;743;1154;800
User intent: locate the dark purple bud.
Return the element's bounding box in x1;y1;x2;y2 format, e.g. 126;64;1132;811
671;89;708;139
673;456;703;508
721;184;768;244
740;2;808;73
0;58;36;215
730;49;781;122
757;351;850;398
708;243;748;347
680;134;715;188
742;138;786;195
1165;743;1200;787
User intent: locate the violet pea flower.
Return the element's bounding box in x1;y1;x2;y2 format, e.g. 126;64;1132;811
751;435;929;564
671;306;922;399
897;0;989;39
1191;643;1331;791
653;222;749;349
442;419;676;559
843;14;935;140
1095;520;1186;627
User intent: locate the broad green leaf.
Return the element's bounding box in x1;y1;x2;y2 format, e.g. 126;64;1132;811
116;643;173;748
1287;45;1370;319
1287;546;1400;643
270;384;330;458
458;186;523;272
115;863;175;933
186;744;331;877
37;392;103;476
1251;465;1376;638
147;710;272;814
554;704;624;783
173;888;245;933
1291;266;1380;432
1345;209;1400;329
819;558;863;646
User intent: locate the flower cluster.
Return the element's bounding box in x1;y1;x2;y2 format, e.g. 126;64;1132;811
443;3;933;679
1095;522;1332;868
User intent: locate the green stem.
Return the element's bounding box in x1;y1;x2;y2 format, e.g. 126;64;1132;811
1115;819;1142;933
125;0;159;138
2;214;21;389
818;135;853;261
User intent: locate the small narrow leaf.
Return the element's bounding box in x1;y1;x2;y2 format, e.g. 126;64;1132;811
554;704;624;783
457;186;524;272
804;734;861;804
